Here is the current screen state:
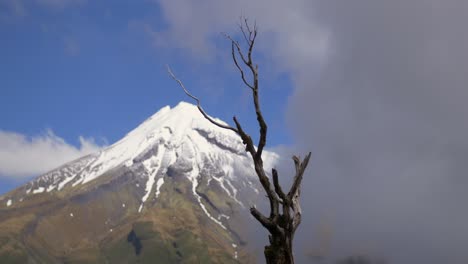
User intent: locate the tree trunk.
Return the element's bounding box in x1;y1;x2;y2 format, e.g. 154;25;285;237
264;233;294;264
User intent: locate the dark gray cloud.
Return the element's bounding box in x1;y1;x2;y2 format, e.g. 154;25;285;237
155;0;468;262
288;1;468;263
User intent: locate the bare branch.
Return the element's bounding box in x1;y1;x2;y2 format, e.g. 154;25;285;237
248;30;257;64
224;22;266;159
223;33;249;66
233;116;278;219
291;189;302;232
240;18;257;66
250;206;276;231
167;65;239;134
272;168;287;203
288;152;312;200
230;42;254;90
233;116;256;158
289;153;308;232
243;17;252;38
241;24;250;45
239;21;267;159
242;17;253;44
253;87;268;159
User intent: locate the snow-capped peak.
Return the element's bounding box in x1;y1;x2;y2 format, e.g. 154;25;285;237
25;102;278;215
79;101;244;183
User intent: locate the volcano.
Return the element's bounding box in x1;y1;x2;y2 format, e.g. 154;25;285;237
0;102;278;263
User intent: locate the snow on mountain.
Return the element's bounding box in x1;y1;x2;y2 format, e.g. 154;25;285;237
21;101;278;217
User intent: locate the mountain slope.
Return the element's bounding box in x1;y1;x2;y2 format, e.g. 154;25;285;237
0;102;277;263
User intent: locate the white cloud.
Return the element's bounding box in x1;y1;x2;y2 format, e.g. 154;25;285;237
152;0;329;68
0;129;104;178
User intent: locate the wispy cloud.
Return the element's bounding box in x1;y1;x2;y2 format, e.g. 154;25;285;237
0;129;104;178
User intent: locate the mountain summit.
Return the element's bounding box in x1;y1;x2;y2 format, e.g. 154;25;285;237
0;102;277;263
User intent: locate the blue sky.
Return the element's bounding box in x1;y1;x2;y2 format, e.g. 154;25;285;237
0;0;294;194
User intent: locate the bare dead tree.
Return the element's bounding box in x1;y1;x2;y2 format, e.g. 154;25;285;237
167;18;311;264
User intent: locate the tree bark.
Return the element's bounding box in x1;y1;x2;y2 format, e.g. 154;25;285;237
265;233;294;264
